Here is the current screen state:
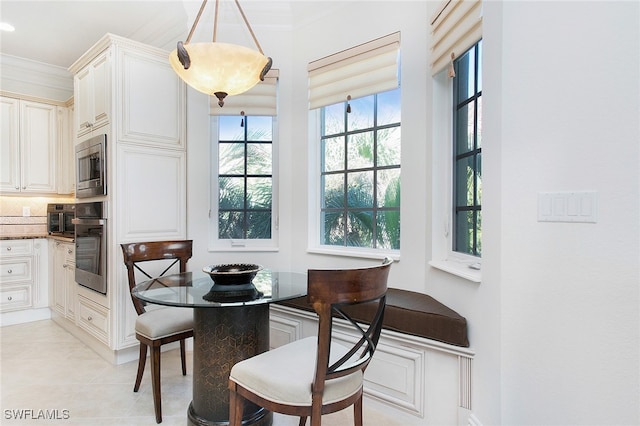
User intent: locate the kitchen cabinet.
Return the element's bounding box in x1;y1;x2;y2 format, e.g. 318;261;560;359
0;239;47;314
74;50;109;138
66;33;186;362
50;240;76;320
0;97;58;194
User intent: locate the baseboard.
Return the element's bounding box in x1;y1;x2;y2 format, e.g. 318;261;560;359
0;307;51;326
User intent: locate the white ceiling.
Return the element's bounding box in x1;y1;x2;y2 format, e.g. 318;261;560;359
0;0;316;70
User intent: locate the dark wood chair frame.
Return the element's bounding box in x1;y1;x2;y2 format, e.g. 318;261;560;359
121;240;194;424
229;258;392;426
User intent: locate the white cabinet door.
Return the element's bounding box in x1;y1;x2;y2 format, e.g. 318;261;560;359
0;98;57;194
20;100;57;193
75;50;109;138
0;97;21;192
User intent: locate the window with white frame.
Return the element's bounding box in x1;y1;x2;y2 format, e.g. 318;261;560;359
308;33;401;256
429;0;482;279
209;70;279;250
320;89;401;249
453;41;482;257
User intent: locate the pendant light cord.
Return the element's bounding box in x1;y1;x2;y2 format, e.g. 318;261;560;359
183;0;264;54
233;0;264;54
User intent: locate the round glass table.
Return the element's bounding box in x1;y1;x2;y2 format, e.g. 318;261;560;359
133;269;307;426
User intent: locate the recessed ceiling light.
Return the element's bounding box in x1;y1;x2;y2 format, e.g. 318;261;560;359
0;22;15;32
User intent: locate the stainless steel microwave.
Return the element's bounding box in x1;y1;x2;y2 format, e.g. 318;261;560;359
76;134;106;198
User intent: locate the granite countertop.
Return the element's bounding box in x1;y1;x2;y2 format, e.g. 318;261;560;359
0;235;74;242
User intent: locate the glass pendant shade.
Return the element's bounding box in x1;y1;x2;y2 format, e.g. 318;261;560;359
169;42;269;102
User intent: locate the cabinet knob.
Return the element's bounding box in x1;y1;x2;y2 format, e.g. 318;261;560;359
7;269;12;274
56;242;60;247
68;249;73;255
6;247;11;251
87;316;93;321
7;296;12;301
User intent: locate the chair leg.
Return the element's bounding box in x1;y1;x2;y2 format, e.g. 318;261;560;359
354;394;363;426
228;382;244;426
150;346;162;423
298;416;308;426
180;339;187;376
311;399;322;426
134;342;147;392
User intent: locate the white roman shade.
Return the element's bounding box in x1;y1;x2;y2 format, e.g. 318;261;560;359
209;69;279;116
430;0;482;75
308;32;400;110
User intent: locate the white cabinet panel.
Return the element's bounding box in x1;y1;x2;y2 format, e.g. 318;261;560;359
1;98;57;194
118;51;184;148
116;144;186;240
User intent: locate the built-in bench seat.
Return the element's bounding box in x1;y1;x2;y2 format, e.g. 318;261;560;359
276;287;469;347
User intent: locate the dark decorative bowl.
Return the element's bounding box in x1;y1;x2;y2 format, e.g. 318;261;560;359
202;264;262;286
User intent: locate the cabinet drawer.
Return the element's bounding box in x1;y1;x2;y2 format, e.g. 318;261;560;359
0;286;31;311
77;296;109;344
0;240;33;257
0;258;32;283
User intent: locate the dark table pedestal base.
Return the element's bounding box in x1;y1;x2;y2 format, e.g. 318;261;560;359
188;304;271;426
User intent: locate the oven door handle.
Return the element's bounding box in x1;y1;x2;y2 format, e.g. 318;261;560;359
71;218;105;225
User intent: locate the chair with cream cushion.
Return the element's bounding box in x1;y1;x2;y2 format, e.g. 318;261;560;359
121;240;194;424
228;258;392;426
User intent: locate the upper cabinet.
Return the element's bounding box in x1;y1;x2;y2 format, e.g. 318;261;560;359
75;50;110;138
0;97;58;194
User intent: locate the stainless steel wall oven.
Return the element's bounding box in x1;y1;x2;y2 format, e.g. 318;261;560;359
73;202;107;294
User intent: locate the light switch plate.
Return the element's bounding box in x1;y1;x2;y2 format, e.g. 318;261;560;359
538;191;597;223
22;206;30;217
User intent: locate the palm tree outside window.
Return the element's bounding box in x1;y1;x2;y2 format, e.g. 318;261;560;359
319;88;401;250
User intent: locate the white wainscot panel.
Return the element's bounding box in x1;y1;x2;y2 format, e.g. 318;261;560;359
118;51;184;148
333;329;424;416
117;144;186;240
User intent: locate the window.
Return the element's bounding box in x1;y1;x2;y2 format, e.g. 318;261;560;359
210;115;277;249
319;88;401;250
453;40;482;257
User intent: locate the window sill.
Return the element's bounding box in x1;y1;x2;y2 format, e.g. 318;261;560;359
208;246;279;253
307;246;400;262
429;259;481;283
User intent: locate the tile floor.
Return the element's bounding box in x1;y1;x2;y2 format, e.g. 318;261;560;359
0;320;401;425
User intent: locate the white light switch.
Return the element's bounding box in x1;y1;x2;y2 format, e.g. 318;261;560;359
22;206;30;217
538;191;597;223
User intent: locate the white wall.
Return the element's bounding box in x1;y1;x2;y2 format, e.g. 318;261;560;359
497;2;639;424
186;1;640;424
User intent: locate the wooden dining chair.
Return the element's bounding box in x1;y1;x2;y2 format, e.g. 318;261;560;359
228;258;392;426
120;240;194;424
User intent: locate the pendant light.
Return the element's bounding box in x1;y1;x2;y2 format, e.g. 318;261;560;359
169;0;272;107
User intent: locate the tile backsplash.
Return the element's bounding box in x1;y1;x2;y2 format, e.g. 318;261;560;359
0;196;74;237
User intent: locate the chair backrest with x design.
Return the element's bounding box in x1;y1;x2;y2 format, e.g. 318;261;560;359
307;257;392;401
121;240;193;316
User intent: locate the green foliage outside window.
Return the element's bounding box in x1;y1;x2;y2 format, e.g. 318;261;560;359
320;89;401;250
217;116;273;239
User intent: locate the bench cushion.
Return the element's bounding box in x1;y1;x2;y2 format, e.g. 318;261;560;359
276;288;469;347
